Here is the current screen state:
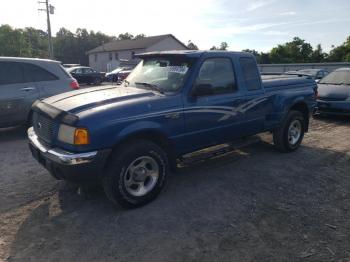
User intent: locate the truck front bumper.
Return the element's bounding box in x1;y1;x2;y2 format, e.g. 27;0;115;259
28;127;111;183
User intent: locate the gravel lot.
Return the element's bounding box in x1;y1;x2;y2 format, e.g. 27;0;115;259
0;117;349;262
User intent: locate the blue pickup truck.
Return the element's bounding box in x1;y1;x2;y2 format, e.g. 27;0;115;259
28;51;317;208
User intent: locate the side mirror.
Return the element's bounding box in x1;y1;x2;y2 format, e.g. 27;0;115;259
192;83;213;97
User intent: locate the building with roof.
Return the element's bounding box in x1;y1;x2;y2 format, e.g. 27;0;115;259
86;34;188;72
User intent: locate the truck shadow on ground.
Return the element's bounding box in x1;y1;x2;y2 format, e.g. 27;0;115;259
312;114;350;124
0;126;27;143
7;138;350;262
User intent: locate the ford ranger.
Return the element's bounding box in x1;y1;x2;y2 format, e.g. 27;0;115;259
28;51;317;208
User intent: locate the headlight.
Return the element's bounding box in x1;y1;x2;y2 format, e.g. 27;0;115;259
58;124;90;145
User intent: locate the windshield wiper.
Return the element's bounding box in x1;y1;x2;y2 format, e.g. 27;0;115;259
135;82;164;94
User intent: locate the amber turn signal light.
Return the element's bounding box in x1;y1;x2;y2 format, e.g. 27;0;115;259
74;128;90;145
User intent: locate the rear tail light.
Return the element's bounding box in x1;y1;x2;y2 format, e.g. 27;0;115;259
70;80;80;89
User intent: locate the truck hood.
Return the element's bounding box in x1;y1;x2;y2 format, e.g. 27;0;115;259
43;85;156;114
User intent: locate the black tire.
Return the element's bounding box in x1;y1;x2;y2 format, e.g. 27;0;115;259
103;139;169;208
93;77;102;85
273;110;305;152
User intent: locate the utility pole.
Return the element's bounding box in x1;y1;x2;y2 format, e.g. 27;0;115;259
38;0;55;59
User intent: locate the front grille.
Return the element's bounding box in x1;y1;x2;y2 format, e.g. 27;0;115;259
33;112;54;143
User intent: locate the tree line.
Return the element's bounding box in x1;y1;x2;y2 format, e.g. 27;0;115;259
0;24;145;66
190;37;350;64
0;24;349;65
242;37;350;64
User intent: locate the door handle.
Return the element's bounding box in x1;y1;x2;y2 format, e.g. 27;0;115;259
20;87;36;92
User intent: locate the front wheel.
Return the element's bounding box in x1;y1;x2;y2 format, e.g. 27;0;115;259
273;110;305;152
103;140;169;208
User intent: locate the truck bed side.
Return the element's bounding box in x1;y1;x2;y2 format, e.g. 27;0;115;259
261;77;317;131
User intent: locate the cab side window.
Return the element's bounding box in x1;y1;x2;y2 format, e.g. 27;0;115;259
75;68;83;74
240;57;261;91
0;62;25;85
195;58;236;95
22;63;58;82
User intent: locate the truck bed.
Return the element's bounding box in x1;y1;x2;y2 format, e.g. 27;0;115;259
262;75;316;90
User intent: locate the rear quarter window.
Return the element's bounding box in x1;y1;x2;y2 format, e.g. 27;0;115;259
239;57;261;91
22;63;59;82
58;64;71;78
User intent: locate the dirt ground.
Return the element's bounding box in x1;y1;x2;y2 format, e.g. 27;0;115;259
0;116;349;262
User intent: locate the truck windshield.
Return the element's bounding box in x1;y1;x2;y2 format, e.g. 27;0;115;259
124;56;193;93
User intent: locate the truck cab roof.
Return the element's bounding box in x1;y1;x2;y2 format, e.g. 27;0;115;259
136;50;254;59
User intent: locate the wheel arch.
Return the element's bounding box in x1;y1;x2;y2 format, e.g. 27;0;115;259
109;129;177;170
289;101;310;132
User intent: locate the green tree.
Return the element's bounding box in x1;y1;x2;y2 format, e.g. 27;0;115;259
269;37;313;63
53;27;78;63
260;52;271;64
328;36;350;62
242;49;271;64
117;32;134;40
0;25;29;56
134;34;146;39
23;27;49;58
310;44;327;62
219;42;228;50
242;49;261;63
0;25;148;64
53;28;116;65
210;42;228;50
187;40;198;50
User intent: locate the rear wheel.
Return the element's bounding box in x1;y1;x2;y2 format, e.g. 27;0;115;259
273;110;305;152
103;140;169;208
93;77;102;85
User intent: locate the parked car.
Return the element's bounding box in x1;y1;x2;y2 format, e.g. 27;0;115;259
117;69;132;83
62;63;80;68
316;68;350;115
105;67;132;82
66;66;105;85
0;57;79;128
284;69;329;81
28;51;317;208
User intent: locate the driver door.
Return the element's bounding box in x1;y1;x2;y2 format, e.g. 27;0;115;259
182;58;247;151
71;68;84;83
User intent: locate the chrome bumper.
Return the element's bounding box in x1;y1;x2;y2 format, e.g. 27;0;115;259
27;127;97;165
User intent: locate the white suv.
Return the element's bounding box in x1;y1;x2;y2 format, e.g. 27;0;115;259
0;57;79;128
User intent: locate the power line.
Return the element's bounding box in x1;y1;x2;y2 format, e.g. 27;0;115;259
38;0;55;59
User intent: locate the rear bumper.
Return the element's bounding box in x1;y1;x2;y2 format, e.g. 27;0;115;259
316;100;350;116
28;127;111;183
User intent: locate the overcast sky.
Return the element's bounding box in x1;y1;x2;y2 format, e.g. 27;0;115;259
1;0;350;52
